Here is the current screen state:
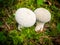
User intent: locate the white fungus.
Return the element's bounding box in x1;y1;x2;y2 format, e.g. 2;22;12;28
34;8;51;32
15;8;36;31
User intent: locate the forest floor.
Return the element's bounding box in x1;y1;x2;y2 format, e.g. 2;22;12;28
0;0;60;45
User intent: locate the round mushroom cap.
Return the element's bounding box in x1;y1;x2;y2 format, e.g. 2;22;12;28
15;8;36;27
34;8;51;23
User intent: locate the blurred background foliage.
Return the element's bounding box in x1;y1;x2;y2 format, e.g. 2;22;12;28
0;0;60;45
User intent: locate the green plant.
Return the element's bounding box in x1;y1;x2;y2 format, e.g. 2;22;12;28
37;0;44;5
0;31;7;45
0;0;18;7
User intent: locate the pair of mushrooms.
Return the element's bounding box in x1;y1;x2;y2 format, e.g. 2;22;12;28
15;8;51;32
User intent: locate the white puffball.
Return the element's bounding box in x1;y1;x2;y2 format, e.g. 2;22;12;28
34;8;51;32
15;8;36;27
34;8;51;23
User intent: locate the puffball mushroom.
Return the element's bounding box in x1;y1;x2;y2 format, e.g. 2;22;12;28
15;8;36;31
34;8;51;32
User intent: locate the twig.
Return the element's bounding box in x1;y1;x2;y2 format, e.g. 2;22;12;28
3;18;10;30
